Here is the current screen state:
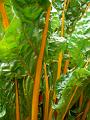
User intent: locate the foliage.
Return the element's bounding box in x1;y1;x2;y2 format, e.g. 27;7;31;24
0;0;90;120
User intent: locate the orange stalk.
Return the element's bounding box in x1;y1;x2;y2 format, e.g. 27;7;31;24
54;51;63;119
61;0;70;75
57;0;67;78
61;11;65;37
0;2;9;29
48;107;53;120
54;110;58;120
61;86;78;120
31;5;51;120
60;1;71;119
44;63;49;120
61;0;67;37
57;51;63;80
15;80;20;120
81;99;90;120
53;0;67;119
79;92;83;108
63;59;69;75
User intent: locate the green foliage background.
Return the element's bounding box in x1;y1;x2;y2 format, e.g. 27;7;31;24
0;0;90;120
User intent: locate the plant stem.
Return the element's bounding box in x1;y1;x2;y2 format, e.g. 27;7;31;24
15;80;20;120
76;112;83;120
61;0;67;37
0;2;9;29
31;5;51;120
53;0;67;119
48;107;53;120
44;63;49;120
57;51;63;80
81;99;90;120
63;59;69;75
66;0;70;10
79;92;83;108
61;86;78;120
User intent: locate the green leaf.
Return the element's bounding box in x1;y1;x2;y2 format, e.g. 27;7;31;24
0;16;21;61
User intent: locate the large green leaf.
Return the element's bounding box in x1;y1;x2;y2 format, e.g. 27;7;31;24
0;16;21;61
55;68;90;120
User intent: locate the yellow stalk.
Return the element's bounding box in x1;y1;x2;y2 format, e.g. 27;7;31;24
31;5;51;120
15;80;20;120
44;63;49;120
